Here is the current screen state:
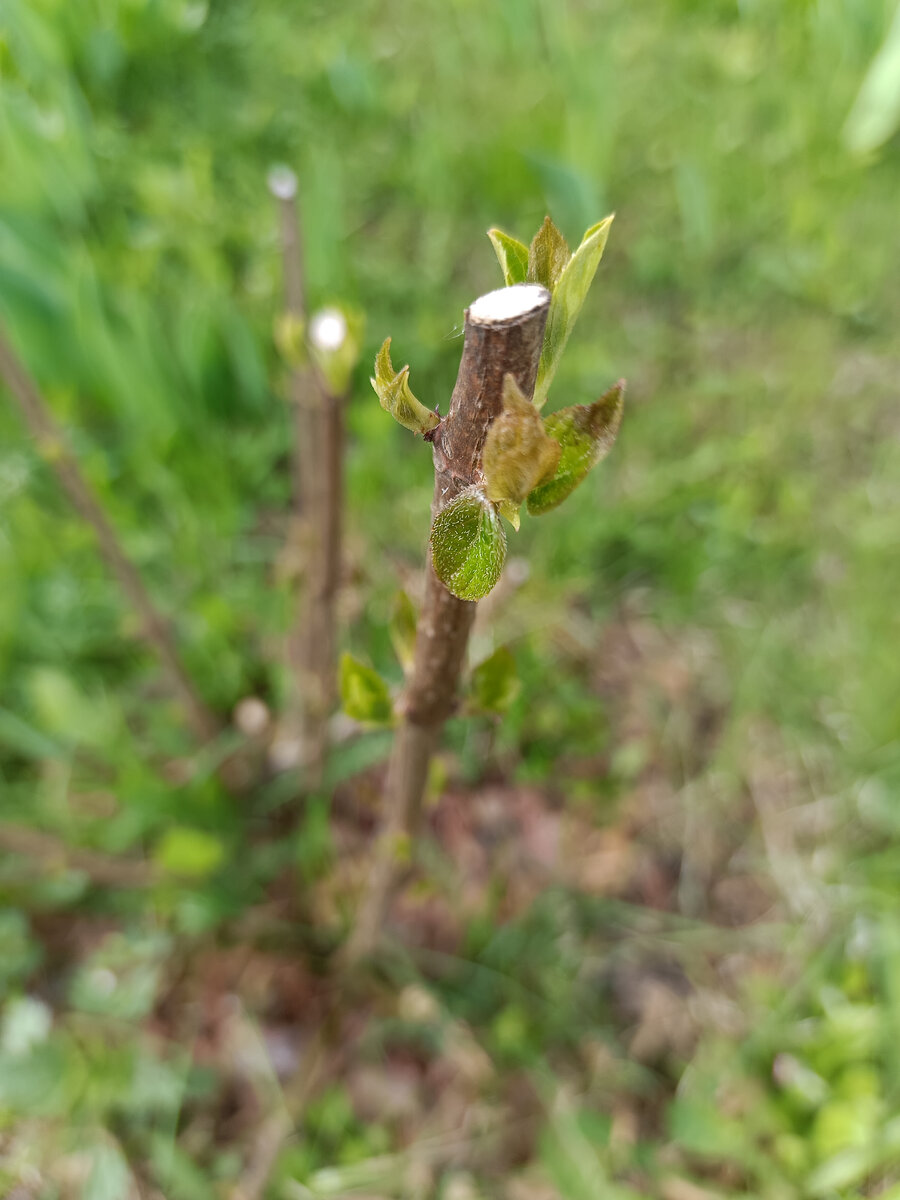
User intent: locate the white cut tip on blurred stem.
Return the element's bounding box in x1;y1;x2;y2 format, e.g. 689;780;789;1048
309;307;348;352
267;735;304;773
469;283;550;324
267;164;298;200
233;696;271;738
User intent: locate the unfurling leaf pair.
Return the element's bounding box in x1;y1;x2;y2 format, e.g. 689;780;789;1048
489;214;614;407
371;338;440;436
340;602;519;721
430;378;624;601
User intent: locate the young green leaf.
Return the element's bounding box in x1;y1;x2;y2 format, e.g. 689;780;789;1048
487;228;529;286
526;380;624;515
430;486;507;601
155;828;225;878
339;653;394;725
495;497;523;531
371;338;440;436
534;215;614;407
469;645;521;715
527;216;570;290
482;375;561;528
389;590;417;674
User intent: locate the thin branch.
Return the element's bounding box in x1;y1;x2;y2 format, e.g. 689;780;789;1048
344;285;551;965
0;822;159;888
0;326;222;746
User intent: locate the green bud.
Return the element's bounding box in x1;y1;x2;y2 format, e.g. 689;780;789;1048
487;228;529;286
389;590;417;674
482;375;561;527
371;337;440;436
526;380;624;515
469;645;521;715
527;215;570;290
430;485;507;602
339;653;394;725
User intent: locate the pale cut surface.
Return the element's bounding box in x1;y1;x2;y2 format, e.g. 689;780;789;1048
469;283;550;324
310;307;347;351
266;164;297;199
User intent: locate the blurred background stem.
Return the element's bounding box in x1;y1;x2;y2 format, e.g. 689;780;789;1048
271;169;344;790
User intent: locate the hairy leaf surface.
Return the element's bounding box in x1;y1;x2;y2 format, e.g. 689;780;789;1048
430;486;507;601
527;381;624;515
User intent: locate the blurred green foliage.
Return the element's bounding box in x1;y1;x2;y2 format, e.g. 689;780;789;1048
1;0;900;1195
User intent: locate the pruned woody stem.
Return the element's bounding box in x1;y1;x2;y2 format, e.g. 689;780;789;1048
345;284;551;964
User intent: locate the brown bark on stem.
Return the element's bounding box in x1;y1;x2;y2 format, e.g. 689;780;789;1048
0;326;221;746
344;284;551;964
273;182;343;788
302;383;343;785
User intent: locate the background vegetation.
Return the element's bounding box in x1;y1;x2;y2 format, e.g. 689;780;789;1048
1;0;899;1196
